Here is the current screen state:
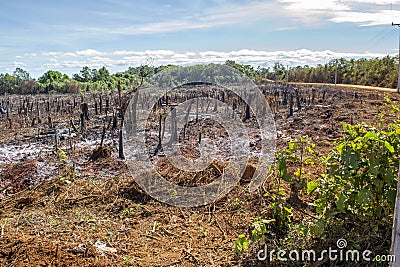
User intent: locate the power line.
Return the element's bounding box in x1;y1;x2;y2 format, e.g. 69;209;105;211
365;28;397;52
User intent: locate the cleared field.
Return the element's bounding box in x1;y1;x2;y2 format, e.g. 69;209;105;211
0;82;398;266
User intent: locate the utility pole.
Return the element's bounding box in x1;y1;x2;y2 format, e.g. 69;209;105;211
392;22;400;93
334;69;337;87
391;162;400;267
334;61;338;88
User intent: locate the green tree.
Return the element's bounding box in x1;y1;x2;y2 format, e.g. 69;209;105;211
13;67;30;81
38;70;70;93
0;73;17;94
93;66;111;82
73;66;92;82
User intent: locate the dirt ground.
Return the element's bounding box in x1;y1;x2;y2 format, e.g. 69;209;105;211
0;84;399;266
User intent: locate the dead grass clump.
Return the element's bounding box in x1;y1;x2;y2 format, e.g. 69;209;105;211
0;160;37;195
89;146;112;161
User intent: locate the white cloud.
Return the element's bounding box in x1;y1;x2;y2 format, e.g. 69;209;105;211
202;1;279;24
111;50;141;56
348;0;400;4
42;52;63;57
75;49;105;57
16;53;38;59
135;2;279;34
277;0;400;26
279;0;349;11
12;62;27;67
133;21;215;34
66;2;280;35
41;49;103;58
331;10;400;26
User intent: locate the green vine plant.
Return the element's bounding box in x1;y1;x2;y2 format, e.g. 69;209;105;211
56;148;75;185
234;137;317;255
306;120;400;237
276;137;320;206
304;96;400;239
233;189;292;255
234;216;278;255
57;147;68;164
263;188;292;234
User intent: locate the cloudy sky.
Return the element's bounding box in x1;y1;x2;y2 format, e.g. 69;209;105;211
1;0;400;77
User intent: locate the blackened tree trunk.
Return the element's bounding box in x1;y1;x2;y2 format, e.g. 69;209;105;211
295;89;301;111
118;129;124;159
169;108;178;145
288;93;294;117
81;102;89;121
243;94;253;122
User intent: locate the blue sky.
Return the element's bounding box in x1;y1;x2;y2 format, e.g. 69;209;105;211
1;0;400;77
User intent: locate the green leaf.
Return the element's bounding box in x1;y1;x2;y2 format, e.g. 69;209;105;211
336;194;346;213
283;173;293;182
234;234;249;253
307;181;319;195
364;132;378;139
309;219;325;237
277;156;287;177
342;147;360;170
384;141;395;153
288;141;297;151
277;156;293;182
284;206;292;213
262;219;276;224
278;188;286;195
387;189;397;206
357;189;372;206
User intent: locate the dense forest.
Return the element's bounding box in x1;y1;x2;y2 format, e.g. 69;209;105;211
0;55;398;95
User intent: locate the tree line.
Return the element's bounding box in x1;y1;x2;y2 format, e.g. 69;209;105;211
284;56;398;88
223;57;398;88
0;55;398;95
